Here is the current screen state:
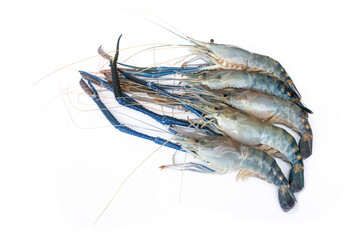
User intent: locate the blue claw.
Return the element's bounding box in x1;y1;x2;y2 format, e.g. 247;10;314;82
79;71;193;128
117;62;206;78
79;79;183;151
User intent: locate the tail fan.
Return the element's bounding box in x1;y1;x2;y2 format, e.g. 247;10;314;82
289;161;305;193
278;185;296;212
294;100;313;114
299;136;313;159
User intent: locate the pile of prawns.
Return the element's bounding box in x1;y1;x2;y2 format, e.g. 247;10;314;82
79;29;313;212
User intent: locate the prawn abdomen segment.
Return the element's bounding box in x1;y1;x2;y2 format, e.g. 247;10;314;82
261;125;300;163
215;112;291;161
247;52;301;98
236;147;296;212
262;125;305;192
240;148;276;182
295;116;313;159
247;53;279;76
256;144;288;161
202;71;295;104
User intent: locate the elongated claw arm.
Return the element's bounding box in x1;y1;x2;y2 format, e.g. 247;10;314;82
117;62;208;78
79;79;182;151
79;71;194;128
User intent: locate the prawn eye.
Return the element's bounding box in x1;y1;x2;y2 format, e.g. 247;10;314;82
210;39;214;43
202;72;207;77
195;139;200;143
223;93;231;97
214;106;223;110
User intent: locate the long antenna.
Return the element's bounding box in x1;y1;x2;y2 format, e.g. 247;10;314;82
33;43;174;87
93;142;163;224
93;115;207;224
179;153;187;203
131;9;197;45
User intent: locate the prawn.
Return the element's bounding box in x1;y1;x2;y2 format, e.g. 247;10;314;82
127;21;303;99
164;133;296;212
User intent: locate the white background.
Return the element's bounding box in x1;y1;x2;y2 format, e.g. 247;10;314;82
1;0;359;239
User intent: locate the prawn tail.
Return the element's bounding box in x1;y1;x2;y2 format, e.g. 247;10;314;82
289;160;305;193
278;184;296;212
285;80;301;99
294;99;313;114
299;134;313;159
